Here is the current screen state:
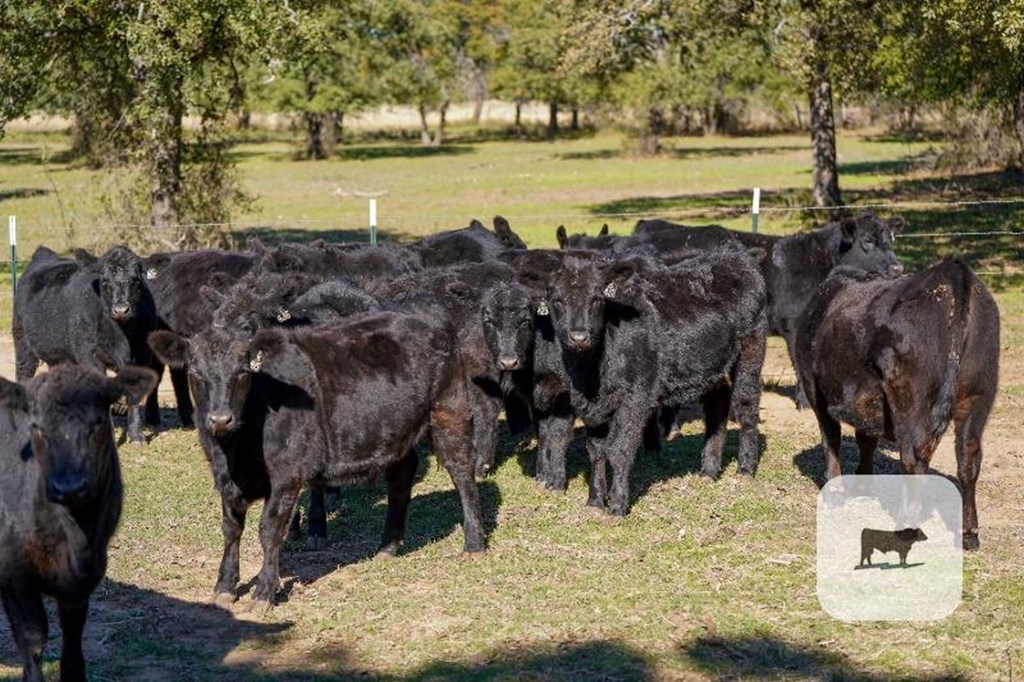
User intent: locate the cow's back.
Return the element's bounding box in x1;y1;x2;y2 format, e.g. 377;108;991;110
149;250;255;336
294;309;457;477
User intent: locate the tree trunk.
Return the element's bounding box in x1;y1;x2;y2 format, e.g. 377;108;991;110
150;97;184;232
434;100;448;147
514;100;523;139
571;105;580;131
794;104;803;130
1014;85;1024;170
418;104;432;146
471;70;486;125
547;101;559;139
305;112;325;160
238;110;251;131
808;47;842;207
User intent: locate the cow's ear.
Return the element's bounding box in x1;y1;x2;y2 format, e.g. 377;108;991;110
839;217;858;244
31;246;60;264
105;366;158;406
532;296;550;317
0;377;29;412
249;329;287;370
148;331;189;368
247;237;268;259
887;215;905;236
469;218;485;230
602;259;637;299
73;248;98;267
143;253;171;280
556;225;568;249
200;285;225;307
599;224;609;237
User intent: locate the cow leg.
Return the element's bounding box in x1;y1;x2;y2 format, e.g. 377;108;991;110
783;330;810;409
700;385;731;479
585;424;609;509
954;396;991;551
287;504;302;542
379;449;418;556
57;600;89;682
127;403;145;444
537;410;573;491
252;482;302;606
306;486;327;551
642;412;662;458
1;586;47;682
170;365;194;429
854;430;877;475
431;410;485;553
471;388;501;479
814;393;843;481
144;359;162;427
606;413;647;517
214;486;249;604
732;330;766;476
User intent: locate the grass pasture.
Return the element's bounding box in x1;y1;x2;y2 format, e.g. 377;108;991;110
0;127;1022;680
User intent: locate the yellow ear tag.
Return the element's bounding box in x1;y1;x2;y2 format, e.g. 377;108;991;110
249;350;264;372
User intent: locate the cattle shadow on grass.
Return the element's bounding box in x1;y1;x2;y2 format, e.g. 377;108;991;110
0;580;292;681
680;635;967;681
247;473;502;603
793;439;964;542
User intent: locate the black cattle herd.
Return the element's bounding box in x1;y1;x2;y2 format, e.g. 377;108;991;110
1;214;1001;681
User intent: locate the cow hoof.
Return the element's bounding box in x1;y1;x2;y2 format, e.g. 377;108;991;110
461;548;486;559
963;534;980;551
700;467;722;481
246;597;274;614
598;512;624;525
376;542;402;558
212;591;237;608
305;536;327;551
737;467;756;478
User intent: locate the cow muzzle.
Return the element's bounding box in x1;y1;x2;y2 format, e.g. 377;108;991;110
111;304;132;321
497;355;520;371
206;412;236;435
568;330;590;350
46;473;90;507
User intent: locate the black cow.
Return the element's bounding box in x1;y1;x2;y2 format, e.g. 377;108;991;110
630;214;905;405
14;246;158;443
208;270;378;549
409;216;527;268
144;249;256;427
795;258;999;550
0;365;157;682
253;239;421;295
548;248;768;515
376;261;522;478
860;528;928;567
149;305;485;607
557;222;738;254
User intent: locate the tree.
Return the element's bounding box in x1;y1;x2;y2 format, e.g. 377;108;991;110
0;1;284;245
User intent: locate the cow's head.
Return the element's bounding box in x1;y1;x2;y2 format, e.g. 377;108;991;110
84;246;147;322
481;282;541;372
555;224;609;250
548;257;636;353
493;216;527;250
836;214;904;278
149;326;261;437
896;527;928;543
0;366;156;507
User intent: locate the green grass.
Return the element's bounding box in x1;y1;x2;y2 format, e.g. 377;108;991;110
0;127;1022;680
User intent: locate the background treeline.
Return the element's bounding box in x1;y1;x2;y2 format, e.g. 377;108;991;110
1;0;1023;247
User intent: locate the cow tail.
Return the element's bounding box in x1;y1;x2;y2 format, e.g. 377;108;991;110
929;259;972;435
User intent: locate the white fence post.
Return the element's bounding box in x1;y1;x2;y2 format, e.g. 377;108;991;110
751;188;761;234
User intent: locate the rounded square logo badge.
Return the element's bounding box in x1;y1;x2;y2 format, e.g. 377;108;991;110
817;475;962;621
